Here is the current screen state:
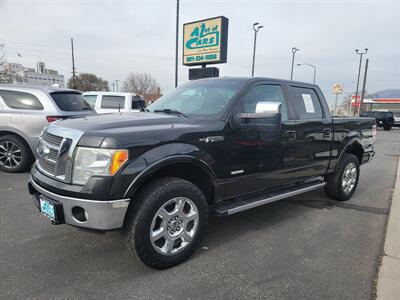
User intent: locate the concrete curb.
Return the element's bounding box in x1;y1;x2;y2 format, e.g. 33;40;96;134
376;157;400;300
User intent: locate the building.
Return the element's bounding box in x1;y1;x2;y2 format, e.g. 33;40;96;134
5;62;65;87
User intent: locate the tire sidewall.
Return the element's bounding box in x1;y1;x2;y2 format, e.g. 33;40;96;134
131;178;208;267
0;135;31;173
337;154;360;200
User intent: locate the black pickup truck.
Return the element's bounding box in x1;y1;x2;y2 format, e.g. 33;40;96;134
28;77;376;269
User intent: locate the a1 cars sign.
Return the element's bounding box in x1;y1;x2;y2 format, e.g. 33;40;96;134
183;16;229;66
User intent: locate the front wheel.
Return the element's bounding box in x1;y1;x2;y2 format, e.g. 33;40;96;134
324;153;360;201
124;177;208;269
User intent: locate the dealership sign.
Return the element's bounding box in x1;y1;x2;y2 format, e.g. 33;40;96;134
183;16;229;66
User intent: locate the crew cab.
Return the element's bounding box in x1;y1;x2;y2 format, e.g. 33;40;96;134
28;77;376;269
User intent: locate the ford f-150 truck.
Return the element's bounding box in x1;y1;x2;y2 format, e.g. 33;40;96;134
28;77;376;269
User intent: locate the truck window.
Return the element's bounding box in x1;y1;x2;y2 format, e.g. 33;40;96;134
238;85;288;121
290;87;323;120
0;90;43;110
132;96;145;109
101;96;125;109
83;95;97;108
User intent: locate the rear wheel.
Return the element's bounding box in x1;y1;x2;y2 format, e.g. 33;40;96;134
383;125;392;131
124;177;208;269
324;153;360;201
0;135;33;173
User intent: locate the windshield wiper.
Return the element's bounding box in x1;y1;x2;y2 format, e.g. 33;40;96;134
154;109;187;118
140;107;150;112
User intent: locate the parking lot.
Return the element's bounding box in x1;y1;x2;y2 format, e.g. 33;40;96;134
0;129;399;299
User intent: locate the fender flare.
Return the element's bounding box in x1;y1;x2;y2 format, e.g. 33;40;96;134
123;155;216;198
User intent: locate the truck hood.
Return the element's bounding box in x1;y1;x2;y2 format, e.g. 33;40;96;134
51;112;208;148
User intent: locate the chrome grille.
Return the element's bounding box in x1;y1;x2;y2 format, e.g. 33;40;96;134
38;157;56;174
42;131;63;147
36;125;84;183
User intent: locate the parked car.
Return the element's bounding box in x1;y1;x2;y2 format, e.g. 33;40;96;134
82;92;145;114
28;77;376;269
361;110;394;130
0;85;94;172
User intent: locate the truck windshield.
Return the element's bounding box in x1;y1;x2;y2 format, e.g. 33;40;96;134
147;79;245;117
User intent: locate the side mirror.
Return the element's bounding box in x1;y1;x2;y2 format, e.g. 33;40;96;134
233;102;282;132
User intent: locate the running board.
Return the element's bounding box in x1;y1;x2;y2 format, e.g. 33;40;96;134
213;180;326;216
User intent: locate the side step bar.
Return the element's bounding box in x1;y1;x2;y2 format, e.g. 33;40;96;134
213;180;326;216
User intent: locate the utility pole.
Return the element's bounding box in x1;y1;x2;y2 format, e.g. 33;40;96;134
359;58;369;115
174;0;179;88
71;38;76;89
353;48;368;116
290;47;299;80
114;79;119;92
251;22;263;77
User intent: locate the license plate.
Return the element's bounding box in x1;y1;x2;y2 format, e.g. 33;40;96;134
39;198;56;220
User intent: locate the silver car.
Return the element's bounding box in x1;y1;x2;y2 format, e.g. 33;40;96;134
0;85;94;172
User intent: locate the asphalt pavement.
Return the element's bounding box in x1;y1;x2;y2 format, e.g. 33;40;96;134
1;129;399;300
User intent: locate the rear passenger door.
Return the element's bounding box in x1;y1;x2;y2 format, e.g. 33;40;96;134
286;85;332;181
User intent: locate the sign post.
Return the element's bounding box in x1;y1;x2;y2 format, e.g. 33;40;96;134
183;16;229;79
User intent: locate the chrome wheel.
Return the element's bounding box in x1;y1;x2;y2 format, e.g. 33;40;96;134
342;162;357;194
150;197;199;255
0;141;22;169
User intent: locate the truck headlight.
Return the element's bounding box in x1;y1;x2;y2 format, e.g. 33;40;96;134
72;147;129;185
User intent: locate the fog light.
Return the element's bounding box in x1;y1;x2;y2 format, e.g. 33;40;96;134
72;206;87;222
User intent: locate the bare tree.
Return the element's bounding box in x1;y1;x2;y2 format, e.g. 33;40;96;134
0;43;13;84
122;73;161;102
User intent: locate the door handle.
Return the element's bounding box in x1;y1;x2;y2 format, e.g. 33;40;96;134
285;130;297;141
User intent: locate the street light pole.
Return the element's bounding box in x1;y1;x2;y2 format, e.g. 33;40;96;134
290;47;299;80
353;48;368;116
251;22;263;77
297;63;316;84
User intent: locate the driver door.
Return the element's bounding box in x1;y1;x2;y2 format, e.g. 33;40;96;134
224;83;297;197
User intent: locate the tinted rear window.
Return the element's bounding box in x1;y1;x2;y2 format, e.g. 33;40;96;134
50;92;92;111
0;90;43;110
101;96;125;109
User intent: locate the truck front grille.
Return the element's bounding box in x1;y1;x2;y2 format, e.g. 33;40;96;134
38;157;56;174
42;131;63;147
36;126;84;183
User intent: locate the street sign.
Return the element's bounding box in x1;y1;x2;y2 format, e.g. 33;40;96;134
183;16;229;66
332;83;343;95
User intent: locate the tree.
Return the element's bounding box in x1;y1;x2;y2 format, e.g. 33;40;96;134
122;73;161;103
67;73;109;91
0;43;13;84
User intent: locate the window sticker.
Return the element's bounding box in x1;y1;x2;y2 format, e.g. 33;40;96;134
302;93;315;113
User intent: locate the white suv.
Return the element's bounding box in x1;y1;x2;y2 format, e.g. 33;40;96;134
0;85;94;172
82;92;145;114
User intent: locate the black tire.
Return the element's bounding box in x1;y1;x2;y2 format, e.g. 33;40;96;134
383;125;391;131
124;177;208;269
324;153;360;201
0;135;33;173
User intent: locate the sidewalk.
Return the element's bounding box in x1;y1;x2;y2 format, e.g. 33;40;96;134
376;157;400;300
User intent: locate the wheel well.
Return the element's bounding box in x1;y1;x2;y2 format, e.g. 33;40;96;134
0;130;34;157
135;163;215;205
345;142;364;164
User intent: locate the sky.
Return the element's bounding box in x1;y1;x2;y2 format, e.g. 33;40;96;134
0;0;399;105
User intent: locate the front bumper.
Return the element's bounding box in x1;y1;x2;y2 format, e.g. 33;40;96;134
29;176;130;230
